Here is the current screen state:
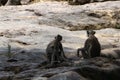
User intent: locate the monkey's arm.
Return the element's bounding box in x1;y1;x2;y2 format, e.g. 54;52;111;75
84;39;91;51
77;39;90;57
84;39;92;58
59;43;67;59
77;48;83;57
60;43;64;52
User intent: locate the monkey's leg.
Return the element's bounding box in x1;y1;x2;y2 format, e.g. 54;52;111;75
50;52;56;65
55;52;63;63
62;52;67;59
61;51;71;62
47;52;52;63
60;52;68;62
81;49;89;59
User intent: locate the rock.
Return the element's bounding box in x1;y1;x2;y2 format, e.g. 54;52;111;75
10;57;120;80
32;77;47;80
73;65;120;80
73;57;120;80
4;62;40;73
1;1;120;30
48;71;87;80
101;48;120;59
7;58;18;62
74;57;111;67
113;59;120;66
0;2;119;56
0;71;14;80
68;0;120;5
13;67;75;80
12;49;47;63
13;69;39;80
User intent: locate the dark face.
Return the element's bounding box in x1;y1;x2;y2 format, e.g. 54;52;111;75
87;30;95;37
55;35;62;41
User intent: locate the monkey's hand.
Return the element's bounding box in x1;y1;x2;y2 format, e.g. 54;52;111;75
77;48;84;57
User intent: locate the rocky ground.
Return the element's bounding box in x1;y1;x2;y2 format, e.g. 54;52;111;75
0;1;120;80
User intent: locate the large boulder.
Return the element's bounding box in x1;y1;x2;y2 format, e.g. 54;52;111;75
73;65;120;80
68;0;120;5
48;71;87;80
73;57;120;80
0;71;14;80
101;48;120;59
1;1;120;30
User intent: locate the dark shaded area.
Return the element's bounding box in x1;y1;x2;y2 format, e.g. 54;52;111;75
68;0;90;5
73;66;120;80
0;0;32;6
0;0;8;5
68;0;120;5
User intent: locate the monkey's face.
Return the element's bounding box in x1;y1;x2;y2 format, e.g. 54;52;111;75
57;36;62;41
87;30;96;37
55;35;62;41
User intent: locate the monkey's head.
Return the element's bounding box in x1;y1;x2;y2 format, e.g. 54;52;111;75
55;34;62;41
87;30;96;37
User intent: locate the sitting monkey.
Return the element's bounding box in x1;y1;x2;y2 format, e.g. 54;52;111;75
77;30;101;59
46;34;67;65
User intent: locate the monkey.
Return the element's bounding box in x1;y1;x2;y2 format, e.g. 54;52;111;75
46;34;67;65
77;30;101;59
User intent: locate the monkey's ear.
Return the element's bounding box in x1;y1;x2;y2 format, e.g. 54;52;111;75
57;34;61;37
